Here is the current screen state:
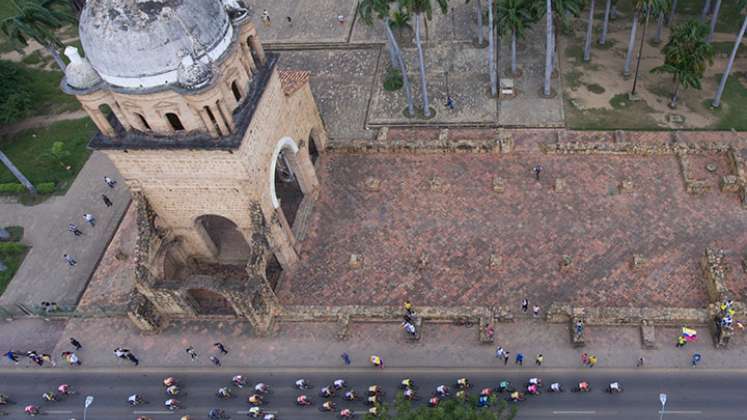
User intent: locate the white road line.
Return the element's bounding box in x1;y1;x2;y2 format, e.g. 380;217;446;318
553;410;597;415
237;410;278;414
660;411;703;415
46;410;74;414
133;410;174;415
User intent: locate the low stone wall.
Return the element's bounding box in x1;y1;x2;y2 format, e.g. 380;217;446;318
546;303;709;326
702;248;731;304
329;128;514;154
542;133;732;156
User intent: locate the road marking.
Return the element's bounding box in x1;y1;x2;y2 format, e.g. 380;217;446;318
553;410;596;415
658;410;702;415
46;410;73;414
237;410;278;414
133;411;173;415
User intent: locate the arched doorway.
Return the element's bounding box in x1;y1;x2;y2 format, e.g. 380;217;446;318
195;215;250;263
269;138;304;227
187;288;236;315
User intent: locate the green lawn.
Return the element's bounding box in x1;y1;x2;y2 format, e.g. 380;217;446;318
0;117;95;191
0;227;28;296
21;64;81;116
706;73;747;130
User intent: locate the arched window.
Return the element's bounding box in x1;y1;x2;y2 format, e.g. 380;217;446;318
231;80;242;102
165;113;184;131
135;113;151;131
204;106;222;136
247;36;259;62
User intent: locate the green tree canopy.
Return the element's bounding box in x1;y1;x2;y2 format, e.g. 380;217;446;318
0;60;33;125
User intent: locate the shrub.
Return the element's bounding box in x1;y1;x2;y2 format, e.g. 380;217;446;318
2;226;23;242
0;242;26;255
0;60;33;125
383;68;404;91
0;183;26;194
35;182;56;194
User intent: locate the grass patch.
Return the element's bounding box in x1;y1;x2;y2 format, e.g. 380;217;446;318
383;68;404;91
20;50;44;66
705;73;747;130
711;41;747;59
648;81;673;99
566;96;661;130
609;93;631;109
0;61;81;124
596;38;618;50
0;242;28;296
1;226;24;243
565;68;583;89
586;83;605;94
565;44;584;62
0;118;95;191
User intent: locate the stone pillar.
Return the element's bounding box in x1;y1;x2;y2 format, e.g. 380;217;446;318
216;100;235;132
311;126;329;152
127;290;164;332
268;210;298;272
211;104;231;135
174;226;218;263
249;34;266;65
110;102;132;131
288;144;320;196
198;107;219;138
86;106;115;137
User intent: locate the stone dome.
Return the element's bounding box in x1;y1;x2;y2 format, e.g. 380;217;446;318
63;46;102;90
79;0;233;89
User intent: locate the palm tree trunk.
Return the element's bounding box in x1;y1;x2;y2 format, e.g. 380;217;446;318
707;0;721;43
0;151;36;194
670;77;680;108
414;13;431;117
488;0;497;96
477;0;484;45
543;0;553;96
45;44;66;71
623;12;639;76
667;0;678;26
713;15;747;107
631;5;651;95
599;0;612;45
700;0;711;22
583;0;596;61
511;30;518;75
654;12;664;43
384;17;415;116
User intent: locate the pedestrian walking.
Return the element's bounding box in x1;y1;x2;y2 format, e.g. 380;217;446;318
5;351;19;364
30;354;43;366
337;15;345;24
186;346;198;360
532;165;543;181
68;224;83;236
403;321;416;336
445;96;455;110
404;300;414;315
532;305;540;318
581;352;589;365
636;356;644;367
535;354;543;366
41;354;55;367
63;254;77;266
114;348;129;359
127;353;139;366
83;213;95;226
261;9;271;26
676;335;686;347
104;176;117;188
521;299;528;313
691;353;701;367
70;338;82;350
588;354;597;367
210;355;221;367
503;351;510;366
515;353;524;366
102;194;113;207
495;346;505;359
286;16;292;25
214;342;228;355
341;352;351;365
65;352;81;366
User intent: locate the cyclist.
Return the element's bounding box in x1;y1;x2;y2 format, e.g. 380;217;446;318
549;382;563;392
344;390;358;400
166;385;180;396
436;385;449;397
0;393;8;404
163;377;177;387
322;400;336;411
401;378;415;389
320;385;334;398
404;388;416;400
248;406;262;418
497;380;511;393
232;375;246;387
340;408;353;418
216;387;231;399
248;393;263;405
24;405;40;416
128;394;144;405
370;355;383;368
333;379;346;390
41;392;55;402
367;394;380;405
428;396;440;407
368;385;382;396
480;387;493;396
209;408;228;419
577;381;590;392
255;382;269;394
57;384;72;395
295;378;309;390
296;394;312;406
457;378;470;389
165;399;179;410
478;394;489;407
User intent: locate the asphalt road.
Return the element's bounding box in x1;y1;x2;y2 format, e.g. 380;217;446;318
0;368;744;419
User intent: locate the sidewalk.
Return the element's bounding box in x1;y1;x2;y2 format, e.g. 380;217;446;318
0;151;130;312
1;316;744;370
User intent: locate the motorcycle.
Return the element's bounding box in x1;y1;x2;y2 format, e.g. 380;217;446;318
572;384;592;393
546;384;564;393
605;385;624;394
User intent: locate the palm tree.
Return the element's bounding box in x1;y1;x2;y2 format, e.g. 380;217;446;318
623;1;644;76
706;0;721;42
583;0;596;61
599;0;612;44
667;0;677;26
0;0;77;71
630;0;668;94
467;0;485;45
712;0;747;107
651;19;714;108
488;0;496;95
399;0;449;117
542;0;581;95
543;0;553;96
700;0;711;22
358;0;416;116
497;0;534;75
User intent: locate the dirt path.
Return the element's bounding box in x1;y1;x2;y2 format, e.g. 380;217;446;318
0;110;88;137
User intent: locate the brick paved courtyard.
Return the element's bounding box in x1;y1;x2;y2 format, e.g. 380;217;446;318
279;148;747;308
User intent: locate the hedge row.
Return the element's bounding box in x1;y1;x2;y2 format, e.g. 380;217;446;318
0;242;26;255
0;182;56;194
